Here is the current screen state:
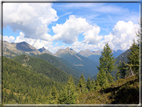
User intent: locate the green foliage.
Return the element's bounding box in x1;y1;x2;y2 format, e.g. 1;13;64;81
78;75;139;104
91;79;96;91
3;56;63;104
12;54;78;84
58;76;78;104
77;74;87;94
86;76;92;91
127;40;139;74
97;43;115;87
117;61;127;79
48;85;59;104
32;53;80;79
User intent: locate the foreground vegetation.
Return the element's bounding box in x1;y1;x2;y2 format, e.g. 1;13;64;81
78;74;139;104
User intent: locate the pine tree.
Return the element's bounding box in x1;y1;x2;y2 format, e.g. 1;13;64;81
127;40;139;75
86;76;92;91
51;85;58;100
58;87;67;104
117;61;127;79
58;75;78;104
77;74;86;94
91;79;95;91
97;43;115;87
49;85;58;104
66;75;78;104
95;79;100;90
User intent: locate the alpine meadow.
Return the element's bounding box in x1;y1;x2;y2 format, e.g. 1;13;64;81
1;2;141;106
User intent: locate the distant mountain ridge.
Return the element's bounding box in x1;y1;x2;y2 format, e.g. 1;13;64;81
79;49;102;57
112;49;124;58
2;41;124;59
2;41;52;58
54;47;99;78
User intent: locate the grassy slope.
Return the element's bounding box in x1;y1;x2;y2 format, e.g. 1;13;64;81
12;54;78;84
78;75;139;104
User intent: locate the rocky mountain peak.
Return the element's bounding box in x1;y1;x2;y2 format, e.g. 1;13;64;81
79;49;93;57
38;47;46;52
55;47;77;57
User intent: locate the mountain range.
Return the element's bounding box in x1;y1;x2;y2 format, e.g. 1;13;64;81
2;41;127;80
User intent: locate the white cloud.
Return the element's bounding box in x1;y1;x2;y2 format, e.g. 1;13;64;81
3;36;15;43
3;3;58;41
52;15;102;44
70;20;139;52
83;25;103;44
13;32;65;54
104;21;139;50
70;41;100;52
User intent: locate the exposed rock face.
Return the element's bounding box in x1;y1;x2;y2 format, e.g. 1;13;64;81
79;49;94;57
38;47;53;55
2;41;40;57
38;47;46;52
55;47;77;57
16;42;37;52
41;50;53;55
2;41;54;58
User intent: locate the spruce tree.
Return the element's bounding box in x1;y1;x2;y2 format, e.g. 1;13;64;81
58;75;78;104
58;87;67;104
97;43;115;87
117;61;127;79
77;74;86;94
127;40;139;74
49;85;58;104
86;76;92;91
91;79;95;91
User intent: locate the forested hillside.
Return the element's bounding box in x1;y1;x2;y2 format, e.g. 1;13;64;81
57;57;91;79
3;56;63;104
32;53;81;78
12;54;78;84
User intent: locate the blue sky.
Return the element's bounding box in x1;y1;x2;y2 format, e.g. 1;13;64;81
3;2;140;53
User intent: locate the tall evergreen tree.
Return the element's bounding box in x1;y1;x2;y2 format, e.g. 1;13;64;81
77;74;86;94
97;43;115;87
58;75;78;104
49;85;59;104
127;40;139;75
86;76;92;91
91;79;96;91
117;61;127;79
